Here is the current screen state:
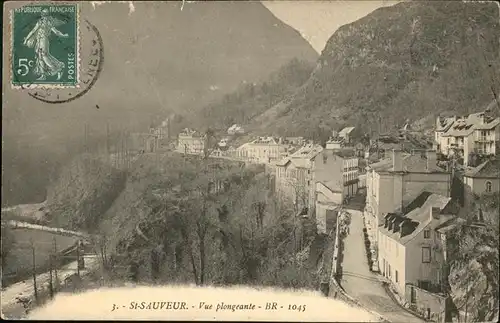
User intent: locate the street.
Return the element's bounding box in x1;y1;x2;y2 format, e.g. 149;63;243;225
1;255;99;318
340;208;425;323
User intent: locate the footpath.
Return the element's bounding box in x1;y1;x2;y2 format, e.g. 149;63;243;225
339;209;425;323
1;255;99;319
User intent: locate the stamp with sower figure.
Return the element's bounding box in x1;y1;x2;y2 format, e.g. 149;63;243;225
11;3;79;88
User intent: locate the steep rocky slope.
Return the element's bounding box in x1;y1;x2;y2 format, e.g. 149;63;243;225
251;1;499;139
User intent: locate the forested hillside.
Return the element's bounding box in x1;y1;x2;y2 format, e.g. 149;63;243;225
187;58;315;132
249;1;499;138
79;154;322;288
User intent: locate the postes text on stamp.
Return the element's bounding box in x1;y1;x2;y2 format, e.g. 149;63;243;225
11;3;79;88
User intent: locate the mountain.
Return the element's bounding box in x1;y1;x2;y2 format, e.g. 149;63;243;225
1;1;318;206
249;0;499;140
186;58;316;132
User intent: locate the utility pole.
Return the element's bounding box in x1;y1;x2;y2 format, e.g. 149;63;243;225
76;240;81;277
30;239;38;304
49;253;54;299
464;273;469;323
53;237;59;290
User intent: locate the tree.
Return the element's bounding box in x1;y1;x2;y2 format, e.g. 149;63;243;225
1;222;15;271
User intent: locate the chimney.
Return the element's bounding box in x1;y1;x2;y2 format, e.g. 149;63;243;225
436;116;442;128
392;149;403;172
392;218;401;233
480;113;485;125
400;220;411;237
426;150;437;171
430;207;441;220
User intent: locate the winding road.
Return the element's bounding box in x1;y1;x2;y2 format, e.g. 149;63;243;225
340;208;425;323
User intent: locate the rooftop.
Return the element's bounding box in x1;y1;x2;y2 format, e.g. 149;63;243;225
250;136;279;145
379;192;458;245
179;128;203;138
276;144;323;168
436;116;456;133
323;148;357;159
441;109;500;137
464;158;500;178
339;126;355;137
367;151;446;173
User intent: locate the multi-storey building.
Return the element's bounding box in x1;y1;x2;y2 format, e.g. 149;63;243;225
338;126;355;144
312;149;359;198
313;149;359;233
434;109;500;166
285;137;306;146
325;137;343;150
275;144;359;224
463;158;500;207
365;150;451;242
274;144;324;213
177;128;205;155
236;137;289;164
378;192;459;300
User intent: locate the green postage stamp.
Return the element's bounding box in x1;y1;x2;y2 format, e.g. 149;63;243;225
10;3;79;88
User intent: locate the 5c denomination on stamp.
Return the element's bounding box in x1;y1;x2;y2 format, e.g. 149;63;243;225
11;3;79;88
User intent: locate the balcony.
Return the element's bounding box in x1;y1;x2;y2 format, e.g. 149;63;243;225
475;137;494;143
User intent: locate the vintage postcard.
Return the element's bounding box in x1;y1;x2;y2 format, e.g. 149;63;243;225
2;0;499;322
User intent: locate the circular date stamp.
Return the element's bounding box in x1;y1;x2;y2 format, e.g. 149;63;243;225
9;3;104;104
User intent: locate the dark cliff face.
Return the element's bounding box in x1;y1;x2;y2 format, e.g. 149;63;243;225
253;1;499;138
2;1;318;206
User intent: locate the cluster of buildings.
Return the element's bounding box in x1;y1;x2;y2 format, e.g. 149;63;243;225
362;105;500;319
175;125;364;235
173;106;499;319
130;117;172;154
434;108;500;166
364;147;499;319
274;144;360;215
176;128;206;155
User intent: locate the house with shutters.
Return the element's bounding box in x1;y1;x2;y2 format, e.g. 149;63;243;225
365;149;451;243
274;144;324;213
434;105;500;166
378;192;460;318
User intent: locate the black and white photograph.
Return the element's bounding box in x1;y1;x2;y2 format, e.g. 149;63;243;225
1;0;499;321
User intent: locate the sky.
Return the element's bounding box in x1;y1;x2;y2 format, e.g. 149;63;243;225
90;1;400;54
262;0;400;53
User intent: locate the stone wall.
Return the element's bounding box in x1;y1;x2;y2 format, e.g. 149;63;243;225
405;283;448;323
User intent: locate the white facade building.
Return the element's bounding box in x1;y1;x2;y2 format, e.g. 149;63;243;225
434;108;500;166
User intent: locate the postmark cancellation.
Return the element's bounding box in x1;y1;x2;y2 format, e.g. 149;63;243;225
10;3;80;88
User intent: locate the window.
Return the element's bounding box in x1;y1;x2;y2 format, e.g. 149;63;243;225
418;280;431;290
395;270;399;283
422;247;431;263
486;181;492;193
424;229;431;239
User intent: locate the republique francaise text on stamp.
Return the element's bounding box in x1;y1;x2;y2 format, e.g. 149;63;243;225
10;3;80;88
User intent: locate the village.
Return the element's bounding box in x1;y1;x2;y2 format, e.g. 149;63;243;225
133;99;500;323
